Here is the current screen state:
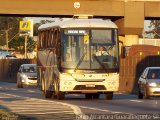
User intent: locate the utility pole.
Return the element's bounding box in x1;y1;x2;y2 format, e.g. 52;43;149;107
5;30;9;52
24;34;28;59
0;29;9;51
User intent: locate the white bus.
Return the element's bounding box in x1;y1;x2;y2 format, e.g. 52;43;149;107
37;17;119;100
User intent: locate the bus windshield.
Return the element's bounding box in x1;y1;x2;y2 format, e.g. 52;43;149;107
61;29;119;70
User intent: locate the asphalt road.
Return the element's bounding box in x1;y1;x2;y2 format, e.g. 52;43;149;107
0;82;160;120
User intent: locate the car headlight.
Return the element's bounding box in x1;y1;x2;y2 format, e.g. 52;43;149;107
22;74;27;78
148;83;157;87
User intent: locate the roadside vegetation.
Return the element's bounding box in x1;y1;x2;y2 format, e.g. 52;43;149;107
0;109;26;120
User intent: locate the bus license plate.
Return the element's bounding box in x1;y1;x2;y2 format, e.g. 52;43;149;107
85;84;95;87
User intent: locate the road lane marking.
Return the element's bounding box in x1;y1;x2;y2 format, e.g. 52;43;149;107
32;98;83;115
12;111;74;115
79;106;110;112
27;90;36;93
0;93;21;97
0;98;81;119
79;106;132;115
0;96;12;98
0;92;82;115
130;100;143;103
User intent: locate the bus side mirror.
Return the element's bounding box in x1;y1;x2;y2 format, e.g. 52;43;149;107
118;40;125;58
121;46;126;58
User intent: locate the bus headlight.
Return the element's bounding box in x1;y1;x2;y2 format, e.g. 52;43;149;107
107;81;116;86
64;87;68;90
148;83;157;87
60;73;74;80
64;81;68;85
72;74;85;79
102;74;109;77
68;82;72;85
64;81;72;85
68;70;75;74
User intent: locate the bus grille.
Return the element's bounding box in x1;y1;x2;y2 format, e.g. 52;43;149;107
73;85;106;90
28;77;37;80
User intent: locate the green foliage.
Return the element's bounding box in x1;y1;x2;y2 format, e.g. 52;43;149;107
147;20;160;39
0;17;23;46
8;36;36;53
33;23;40;36
0;17;53;51
33;19;55;36
0;109;26;120
27;37;36;52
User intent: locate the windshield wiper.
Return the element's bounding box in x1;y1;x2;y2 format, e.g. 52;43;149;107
74;52;86;71
104;46;114;56
93;55;108;72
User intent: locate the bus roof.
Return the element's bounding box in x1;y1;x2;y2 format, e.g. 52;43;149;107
38;19;118;30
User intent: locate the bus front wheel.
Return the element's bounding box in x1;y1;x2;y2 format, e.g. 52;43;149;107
57;91;65;100
44;90;53;98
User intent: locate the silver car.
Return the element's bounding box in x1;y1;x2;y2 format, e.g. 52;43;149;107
138;67;160;99
17;64;37;88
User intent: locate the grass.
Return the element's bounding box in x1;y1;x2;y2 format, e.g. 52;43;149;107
0;109;26;120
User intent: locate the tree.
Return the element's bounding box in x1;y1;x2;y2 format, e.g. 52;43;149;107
0;17;23;47
33;19;54;36
147;20;160;39
0;17;54;52
8;36;36;53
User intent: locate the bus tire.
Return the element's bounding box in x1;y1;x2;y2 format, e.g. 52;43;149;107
17;84;21;88
57;91;65;100
17;83;23;88
44;90;53;98
52;92;57;99
105;92;113;100
21;84;23;88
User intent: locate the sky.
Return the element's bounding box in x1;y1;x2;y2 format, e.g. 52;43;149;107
144;20;152;31
25;17;152;31
24;17;56;24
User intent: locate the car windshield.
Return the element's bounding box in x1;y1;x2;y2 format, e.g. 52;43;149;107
147;69;160;79
23;66;36;73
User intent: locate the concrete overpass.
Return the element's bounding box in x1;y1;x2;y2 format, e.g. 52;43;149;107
0;0;160;45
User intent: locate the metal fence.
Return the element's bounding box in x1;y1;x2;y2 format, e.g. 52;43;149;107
0;59;36;82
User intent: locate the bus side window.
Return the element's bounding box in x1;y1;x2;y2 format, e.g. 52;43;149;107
48;30;52;48
38;32;42;49
50;30;54;47
65;52;72;61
